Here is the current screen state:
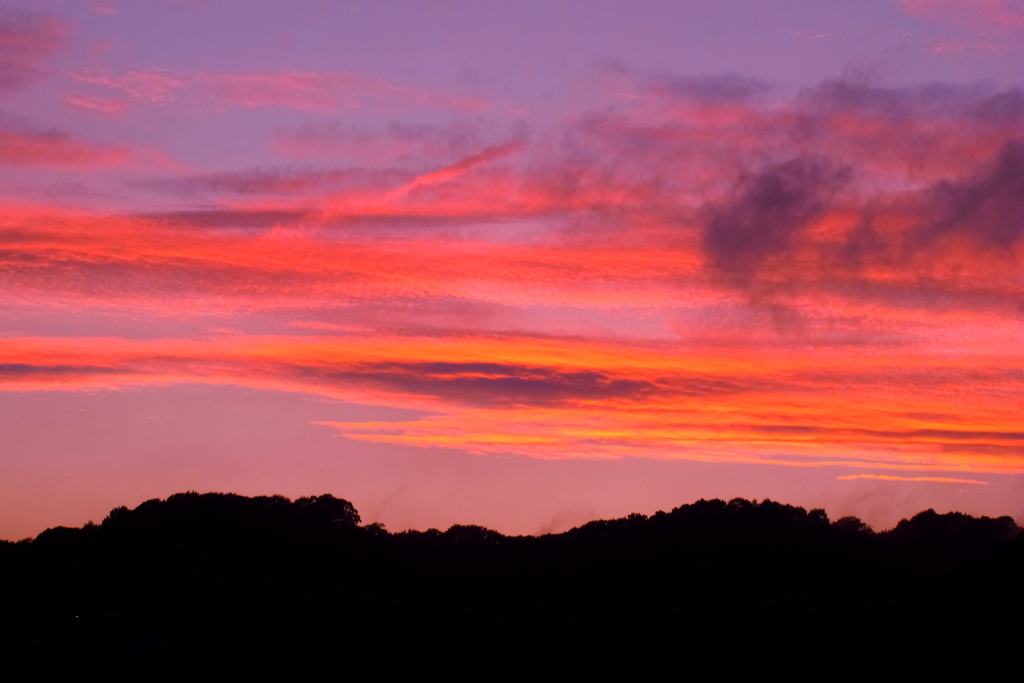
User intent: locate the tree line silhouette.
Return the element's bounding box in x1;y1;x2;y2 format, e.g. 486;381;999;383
1;492;1021;673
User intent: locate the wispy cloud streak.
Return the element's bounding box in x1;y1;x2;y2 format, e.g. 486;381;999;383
1;71;1021;474
0;333;1018;473
0;9;65;96
901;0;1024;31
68;68;493;113
0;116;124;166
837;474;989;484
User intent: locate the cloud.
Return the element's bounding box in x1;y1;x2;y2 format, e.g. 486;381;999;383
921;140;1024;250
754;424;1023;442
198;72;492;112
142;167;404;198
381;142;522;200
0;10;66;96
649;73;776;103
90;2;119;17
293;360;661;407
132;77;1024;286
0;363;124;376
71;69;185;104
0;333;1018;473
572;79;1024;296
272;120;512;163
900;0;1024;31
1;71;1022;474
69;69;493;114
65;94;126;114
0;116;124;166
701;158;848;275
138;208;308;228
837;474;988;484
196;72;349;111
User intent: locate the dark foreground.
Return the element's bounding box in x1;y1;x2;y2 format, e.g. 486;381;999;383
2;493;1022;673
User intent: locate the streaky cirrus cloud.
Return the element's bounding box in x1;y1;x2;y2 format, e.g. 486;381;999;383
0;9;66;96
0;334;1019;474
376;141;523;203
900;0;1024;30
272;119;517;164
70;69;184;104
1;71;1021;478
64;93;125;114
140;167;408;198
68;68;494;114
0;115;125;166
837;474;989;483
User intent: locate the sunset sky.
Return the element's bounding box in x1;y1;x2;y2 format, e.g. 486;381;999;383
1;0;1022;540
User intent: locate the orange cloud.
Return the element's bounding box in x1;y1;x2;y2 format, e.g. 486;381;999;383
837;474;989;484
0;334;1019;474
1;76;1021;480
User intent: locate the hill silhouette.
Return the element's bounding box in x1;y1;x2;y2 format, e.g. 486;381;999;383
2;493;1021;673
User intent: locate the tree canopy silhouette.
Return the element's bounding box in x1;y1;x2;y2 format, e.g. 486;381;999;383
1;493;1020;674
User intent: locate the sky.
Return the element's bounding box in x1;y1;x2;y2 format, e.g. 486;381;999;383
1;0;1022;539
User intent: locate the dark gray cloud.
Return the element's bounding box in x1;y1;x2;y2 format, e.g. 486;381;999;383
281;361;788;408
701;157;848;273
922;140;1024;250
296;361;659;406
636;79;1024;296
796;80;1024;127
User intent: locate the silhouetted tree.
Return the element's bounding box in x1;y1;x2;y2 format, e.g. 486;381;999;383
2;492;1021;674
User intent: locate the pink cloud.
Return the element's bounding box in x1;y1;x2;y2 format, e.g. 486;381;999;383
195;71;492;112
900;0;1024;30
146;167;403;198
0;9;66;96
69;69;492;113
71;69;185;103
2;74;1022;478
793;31;829;42
0;333;1019;474
931;38;972;52
0;120;124;166
90;2;119;16
837;474;988;484
382;142;522;200
65;93;125;114
927;36;1021;53
273;119;511;165
195;72;349;111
